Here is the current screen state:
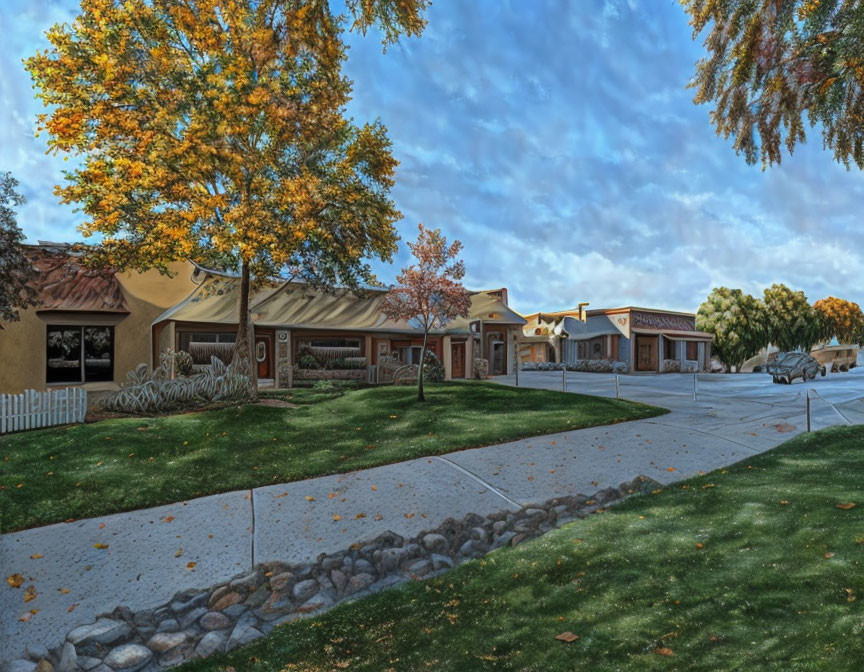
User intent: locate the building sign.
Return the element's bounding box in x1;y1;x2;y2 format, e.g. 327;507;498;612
631;310;695;332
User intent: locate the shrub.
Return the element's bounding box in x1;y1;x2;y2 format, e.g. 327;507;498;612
298;354;320;369
473;357;489;379
173;349;194;377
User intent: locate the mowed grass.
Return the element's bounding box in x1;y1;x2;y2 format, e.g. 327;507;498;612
0;381;663;532
180;425;864;672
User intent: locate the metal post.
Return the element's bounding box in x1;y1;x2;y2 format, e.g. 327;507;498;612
615;374;620;399
693;373;698;402
806;390;811;432
562;368;566;392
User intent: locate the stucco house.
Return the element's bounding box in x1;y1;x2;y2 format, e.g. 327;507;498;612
153;268;525;386
0;243;197;395
561;307;714;373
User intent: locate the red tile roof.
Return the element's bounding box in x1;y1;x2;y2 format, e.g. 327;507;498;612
28;246;129;314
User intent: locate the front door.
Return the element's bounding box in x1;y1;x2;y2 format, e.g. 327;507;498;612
636;335;658;372
491;341;505;375
452;342;465;378
255;333;273;379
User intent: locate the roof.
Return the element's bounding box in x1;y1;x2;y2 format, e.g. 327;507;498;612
155;272;526;334
27;245;130;314
586;306;696;318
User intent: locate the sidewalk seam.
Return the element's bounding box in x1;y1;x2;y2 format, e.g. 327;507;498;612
431;456;522;510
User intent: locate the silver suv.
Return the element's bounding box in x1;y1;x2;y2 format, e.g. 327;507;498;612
766;352;826;384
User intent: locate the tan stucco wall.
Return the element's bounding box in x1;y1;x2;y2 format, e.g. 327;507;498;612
0;261;196;395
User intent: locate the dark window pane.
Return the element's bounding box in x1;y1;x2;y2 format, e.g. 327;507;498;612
84;326;114;382
47;327;82;383
686;341;699;360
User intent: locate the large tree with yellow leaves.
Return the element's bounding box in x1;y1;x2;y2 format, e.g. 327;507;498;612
26;0;427;391
682;0;864;168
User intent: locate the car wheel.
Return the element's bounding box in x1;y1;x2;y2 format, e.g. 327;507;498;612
821;366;827;377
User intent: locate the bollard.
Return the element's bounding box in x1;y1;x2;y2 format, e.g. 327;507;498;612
562;368;566;392
615;374;620;399
515;363;519;387
806;390;811;432
693;373;698;402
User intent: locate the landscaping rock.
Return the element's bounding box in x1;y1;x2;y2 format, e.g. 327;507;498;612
146;631;188;654
5;660;36;672
244;583;270;609
34;660;54;672
353;558;375;575
103;643;152;671
225;616;264;652
269;572;294;593
211;591;242;611
330;569;347;594
178;607;208;630
56;642;77;672
300;592;333;612
199;612;231;631
421;533;448;553
67;619;131;647
292;579;319;602
347;573;375;594
155;618;179;633
25;644;49;663
405;559;431;576
194;632;226;658
430;553;454;570
223;603;250;620
490;531;517;550
77;657;103;671
229;572;259;593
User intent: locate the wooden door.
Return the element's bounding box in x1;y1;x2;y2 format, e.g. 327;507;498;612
451;342;465;378
636;336;658;372
255;333;273;379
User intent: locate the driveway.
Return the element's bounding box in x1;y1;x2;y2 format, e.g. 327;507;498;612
3;369;863;664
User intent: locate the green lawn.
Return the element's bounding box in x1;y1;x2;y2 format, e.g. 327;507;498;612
180;425;864;672
0;381;662;532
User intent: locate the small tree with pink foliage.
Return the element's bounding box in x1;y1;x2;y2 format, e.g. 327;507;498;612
382;224;471;401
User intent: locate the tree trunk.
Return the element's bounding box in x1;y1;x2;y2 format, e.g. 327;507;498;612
233;260;258;400
417;331;428;402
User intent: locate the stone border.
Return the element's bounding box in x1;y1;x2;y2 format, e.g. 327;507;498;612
5;476;660;672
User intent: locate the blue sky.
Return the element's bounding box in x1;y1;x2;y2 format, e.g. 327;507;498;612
2;0;863;315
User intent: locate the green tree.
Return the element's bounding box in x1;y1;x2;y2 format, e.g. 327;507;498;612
681;0;864;167
762;283;819;352
696;287;767;372
26;0;427;395
0;172;37;327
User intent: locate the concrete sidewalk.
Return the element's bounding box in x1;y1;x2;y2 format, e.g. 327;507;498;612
3;370;858;663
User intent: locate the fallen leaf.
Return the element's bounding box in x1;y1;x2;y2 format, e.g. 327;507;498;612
29;554;42;560
186;562;197;570
6;574;24;589
98;523;106;529
836;502;857;510
67;603;78;613
175;548;183;558
404;513;415;519
555;632;579;643
328;493;337;499
371;485;378;491
59;588;70;594
667;467;676;472
825;552;835;559
93;543;109;550
18;613;31;623
696;542;704;549
354;513;366;519
304;496;316;502
655;647;674;656
23;586;37;603
332;515;342;521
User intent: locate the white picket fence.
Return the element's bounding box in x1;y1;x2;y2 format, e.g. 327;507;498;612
0;387;87;434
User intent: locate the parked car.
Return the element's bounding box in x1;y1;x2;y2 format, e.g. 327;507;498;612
810;344;859;373
765;352;826;384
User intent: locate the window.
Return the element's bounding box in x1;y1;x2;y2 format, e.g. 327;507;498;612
577;341;588;359
179;332;237;365
664;338;677;360
686;341;699;361
47;325;114;384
